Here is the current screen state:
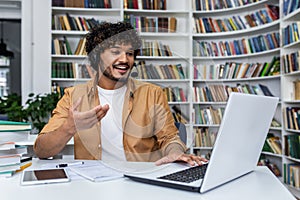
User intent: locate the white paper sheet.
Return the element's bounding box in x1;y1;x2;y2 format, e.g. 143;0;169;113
68;160;123;182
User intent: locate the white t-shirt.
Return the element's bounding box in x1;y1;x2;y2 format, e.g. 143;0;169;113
97;85;127;161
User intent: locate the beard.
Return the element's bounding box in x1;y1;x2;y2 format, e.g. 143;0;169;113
99;61;131;83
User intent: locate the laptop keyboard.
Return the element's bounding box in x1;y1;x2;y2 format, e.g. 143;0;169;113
157;164;208;183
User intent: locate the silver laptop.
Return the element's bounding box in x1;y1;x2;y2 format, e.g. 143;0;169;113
124;92;279;193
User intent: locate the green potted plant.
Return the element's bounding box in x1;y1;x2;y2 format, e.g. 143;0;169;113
0;93;23;121
0;92;59;133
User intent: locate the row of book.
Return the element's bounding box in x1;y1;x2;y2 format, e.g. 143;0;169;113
52;0;112;8
53;38;174;57
262;133;282;155
192;84;274;103
124;0;167;10
284;134;300;160
193;32;280;57
124;14;177;33
162;86;187;103
139;40;173;57
193;5;279;33
192;0;261;11
282;50;300;74
52;14;101;31
283;163;300;189
258;158;281;177
193;56;280;80
283;107;300;131
51;62;94;79
171;105;189;124
52;37;87;56
134;61;186;80
193;127;217;147
283;0;300;16
193;106;225;125
282;22;300;46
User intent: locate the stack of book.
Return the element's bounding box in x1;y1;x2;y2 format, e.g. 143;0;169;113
0;120;32;178
0;143;29;178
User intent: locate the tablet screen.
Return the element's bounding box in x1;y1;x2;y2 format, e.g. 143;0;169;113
21;168;70;185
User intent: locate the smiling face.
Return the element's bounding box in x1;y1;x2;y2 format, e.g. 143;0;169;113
98;44;135;89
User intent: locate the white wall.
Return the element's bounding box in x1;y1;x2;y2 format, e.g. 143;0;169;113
22;0;51;104
0;0;51;104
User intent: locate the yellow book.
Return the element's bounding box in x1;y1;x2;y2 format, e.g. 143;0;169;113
62;15;71;31
228;18;237;31
171;65;181;79
74;17;83;31
168;17;177;33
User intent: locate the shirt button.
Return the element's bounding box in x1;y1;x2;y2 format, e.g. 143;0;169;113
98;144;101;148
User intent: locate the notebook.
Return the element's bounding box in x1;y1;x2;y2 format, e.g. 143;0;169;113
124;93;279;193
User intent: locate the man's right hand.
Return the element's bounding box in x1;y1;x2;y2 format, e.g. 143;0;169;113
65;97;110;134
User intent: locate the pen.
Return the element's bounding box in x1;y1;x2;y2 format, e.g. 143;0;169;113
56;161;84;168
16;162;32;173
21;156;32;163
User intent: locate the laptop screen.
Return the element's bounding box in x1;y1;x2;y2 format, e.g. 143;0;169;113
200;93;279;193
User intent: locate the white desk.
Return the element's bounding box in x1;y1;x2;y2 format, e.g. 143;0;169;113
2;131;74;156
0;157;296;200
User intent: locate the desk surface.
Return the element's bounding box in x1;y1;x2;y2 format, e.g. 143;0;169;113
0;157;296;200
1;131;74;146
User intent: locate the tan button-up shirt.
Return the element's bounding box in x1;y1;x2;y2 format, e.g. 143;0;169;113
38;77;186;161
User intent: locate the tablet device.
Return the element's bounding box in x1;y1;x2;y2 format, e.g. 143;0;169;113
21;168;70;186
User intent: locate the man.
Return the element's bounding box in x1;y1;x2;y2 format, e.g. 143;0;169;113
34;22;206;166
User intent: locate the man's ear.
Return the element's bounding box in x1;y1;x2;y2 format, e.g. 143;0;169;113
130;62;138;78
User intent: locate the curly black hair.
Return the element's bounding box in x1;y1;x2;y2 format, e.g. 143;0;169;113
85;21;142;70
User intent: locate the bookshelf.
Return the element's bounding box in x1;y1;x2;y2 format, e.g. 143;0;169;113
192;0;281;163
280;1;300;197
47;0;299;197
50;0;195;146
123;0;193;147
51;0;122;91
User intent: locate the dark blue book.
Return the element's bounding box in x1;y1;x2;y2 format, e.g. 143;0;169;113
254;11;265;25
258;84;274;96
232;16;242;30
283;0;291;15
237;15;247;29
202;18;213;33
233;40;241;55
261;9;273;23
252;37;262;52
266;34;275;49
288;0;298;14
258;35;267;51
224;41;232;56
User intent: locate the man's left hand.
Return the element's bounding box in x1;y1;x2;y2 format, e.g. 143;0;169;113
155;153;208;166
